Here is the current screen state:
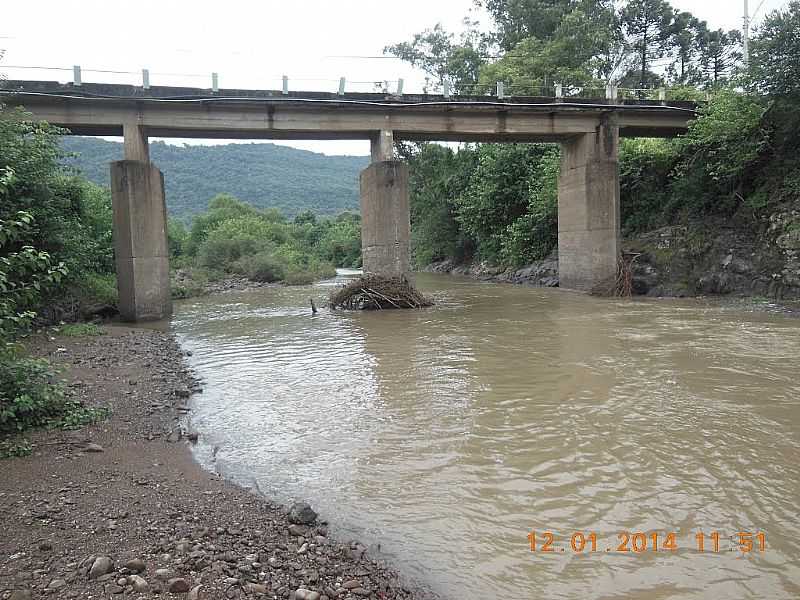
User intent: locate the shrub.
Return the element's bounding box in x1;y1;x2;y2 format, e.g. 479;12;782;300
55;323;104;337
234;252;287;283
0;348;106;435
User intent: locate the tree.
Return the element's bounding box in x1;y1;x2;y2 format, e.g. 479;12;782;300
476;0;579;50
698;28;742;85
384;23;485;93
667;12;707;84
621;0;676;88
749;1;800;96
478;2;620;91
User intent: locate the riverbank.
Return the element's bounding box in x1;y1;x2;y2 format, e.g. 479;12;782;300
424;215;800;301
0;326;428;600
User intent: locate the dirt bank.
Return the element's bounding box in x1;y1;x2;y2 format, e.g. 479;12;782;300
0;326;430;600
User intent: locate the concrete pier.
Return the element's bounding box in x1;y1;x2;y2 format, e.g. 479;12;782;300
557;117;621;291
110;160;172;321
359;161;410;279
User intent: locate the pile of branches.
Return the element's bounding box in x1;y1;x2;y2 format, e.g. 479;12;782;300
329;274;433;310
591;252;642;298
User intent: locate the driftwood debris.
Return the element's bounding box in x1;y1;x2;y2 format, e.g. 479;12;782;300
329;275;434;310
591;252;642;297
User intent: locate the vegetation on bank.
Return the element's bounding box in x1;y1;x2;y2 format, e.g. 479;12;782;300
168;195;361;296
393;0;800;288
0;113;112;451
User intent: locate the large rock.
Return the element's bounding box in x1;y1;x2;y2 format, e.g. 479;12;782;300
288;502;317;525
89;556;115;579
168;578;191;593
129;575;149;592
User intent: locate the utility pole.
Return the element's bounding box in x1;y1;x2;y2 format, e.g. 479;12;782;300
743;0;750;67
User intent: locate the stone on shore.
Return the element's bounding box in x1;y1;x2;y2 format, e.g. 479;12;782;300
124;557;146;573
129;575;149;592
88;556;114;579
288;502;317;525
168;577;191;593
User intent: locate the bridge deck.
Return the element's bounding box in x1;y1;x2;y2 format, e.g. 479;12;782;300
1;81;696;141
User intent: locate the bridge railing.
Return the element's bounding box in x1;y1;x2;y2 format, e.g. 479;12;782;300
1;63;705;103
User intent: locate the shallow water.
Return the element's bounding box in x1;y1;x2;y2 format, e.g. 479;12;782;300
173;273;800;599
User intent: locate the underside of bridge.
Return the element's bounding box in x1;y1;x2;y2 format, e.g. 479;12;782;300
0;82;694;320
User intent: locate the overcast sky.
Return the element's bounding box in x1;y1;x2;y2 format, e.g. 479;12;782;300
0;0;789;155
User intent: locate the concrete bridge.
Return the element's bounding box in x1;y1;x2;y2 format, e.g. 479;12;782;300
1;81;696;320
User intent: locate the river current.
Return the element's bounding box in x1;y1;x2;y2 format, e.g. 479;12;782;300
173;272;800;600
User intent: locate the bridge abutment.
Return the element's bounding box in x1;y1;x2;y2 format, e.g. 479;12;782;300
360;160;411;279
557;118;620;291
111;160;172;322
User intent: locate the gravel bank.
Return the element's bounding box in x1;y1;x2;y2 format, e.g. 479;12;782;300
0;326;430;600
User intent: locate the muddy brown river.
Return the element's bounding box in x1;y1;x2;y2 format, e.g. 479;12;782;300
173;272;800;600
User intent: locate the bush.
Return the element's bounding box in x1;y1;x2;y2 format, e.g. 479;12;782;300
234;252;287;283
0;349;106;435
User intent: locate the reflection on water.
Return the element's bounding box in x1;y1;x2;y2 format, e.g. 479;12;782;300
172;273;800;600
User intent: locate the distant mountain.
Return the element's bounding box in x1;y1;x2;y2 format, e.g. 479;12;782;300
61;137;369;221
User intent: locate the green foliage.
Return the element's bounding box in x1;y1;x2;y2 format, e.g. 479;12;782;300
173;195;351;288
456;144;552;262
0;348;106;435
0;438;32;459
619;138;681;232
676;90;767;193
749;2;800;97
383;23;485;93
62;138;367;222
54;323;105;337
406;143;477;266
501;149;561;265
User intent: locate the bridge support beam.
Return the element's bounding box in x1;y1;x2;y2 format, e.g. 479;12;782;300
557;117;620;291
360;160;411;279
111;160;172;321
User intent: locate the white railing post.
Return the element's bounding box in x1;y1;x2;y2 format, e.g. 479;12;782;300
211;72;219;92
142;69;150;90
443;80;451;98
396;78;404;96
555;83;563;100
606;84;613;100
73;65;82;86
338;77;346;95
496;81;505;99
282;75;289;95
658;87;666;103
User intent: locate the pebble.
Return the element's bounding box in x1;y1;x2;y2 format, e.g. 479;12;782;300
85;443;105;453
88;556;114;579
342;579;360;589
9;592;32;600
288;524;310;537
188;585;202;600
155;568;173;580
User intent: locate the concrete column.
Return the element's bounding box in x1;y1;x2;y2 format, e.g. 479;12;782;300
123;122;150;162
557;116;620;291
360;160;410;278
111;160;172;321
370;129;394;162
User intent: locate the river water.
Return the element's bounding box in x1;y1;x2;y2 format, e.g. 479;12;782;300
173;272;800;600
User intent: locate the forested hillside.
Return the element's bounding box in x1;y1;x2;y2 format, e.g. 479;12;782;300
61;137;368;221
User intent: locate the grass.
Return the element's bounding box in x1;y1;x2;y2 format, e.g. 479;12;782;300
54;323;105;337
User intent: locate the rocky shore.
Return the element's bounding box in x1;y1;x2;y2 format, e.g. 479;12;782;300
0;327;429;600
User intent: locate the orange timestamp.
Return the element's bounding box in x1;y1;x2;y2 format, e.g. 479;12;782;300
527;531;767;554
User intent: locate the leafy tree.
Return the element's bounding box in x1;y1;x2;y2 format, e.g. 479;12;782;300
476;0;579;50
749;1;800;97
621;0;676;88
384;23;485;93
456;144;552;262
406;143;479;266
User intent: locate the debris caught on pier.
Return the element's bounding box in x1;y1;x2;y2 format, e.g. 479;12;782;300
591;252;642;298
329;275;434;310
